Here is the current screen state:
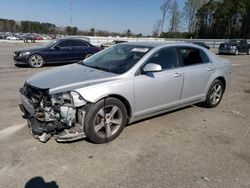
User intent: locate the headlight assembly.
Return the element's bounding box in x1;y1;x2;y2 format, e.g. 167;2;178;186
19;52;30;56
70;91;87;107
51;91;86;107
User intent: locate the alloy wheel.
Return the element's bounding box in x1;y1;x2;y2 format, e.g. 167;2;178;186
29;55;44;68
94;105;122;138
210;84;223;105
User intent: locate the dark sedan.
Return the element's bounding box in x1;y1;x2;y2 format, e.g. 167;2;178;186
192;42;210;49
14;38;100;68
219;40;250;55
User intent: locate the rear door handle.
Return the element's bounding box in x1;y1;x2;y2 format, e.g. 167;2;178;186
173;73;182;77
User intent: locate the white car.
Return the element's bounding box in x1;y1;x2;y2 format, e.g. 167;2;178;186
7;36;19;40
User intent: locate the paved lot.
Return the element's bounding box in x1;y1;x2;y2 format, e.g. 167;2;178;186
0;42;250;188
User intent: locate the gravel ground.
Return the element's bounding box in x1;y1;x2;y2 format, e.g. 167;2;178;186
0;42;250;188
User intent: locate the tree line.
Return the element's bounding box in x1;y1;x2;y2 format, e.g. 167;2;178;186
1;0;249;39
154;0;250;39
0;19;56;34
0;18;142;37
196;0;250;38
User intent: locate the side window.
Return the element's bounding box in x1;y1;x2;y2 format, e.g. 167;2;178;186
58;40;71;47
178;48;209;66
71;40;88;47
146;47;178;70
199;49;210;63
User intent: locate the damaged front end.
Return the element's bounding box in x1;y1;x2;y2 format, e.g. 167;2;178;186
19;83;87;143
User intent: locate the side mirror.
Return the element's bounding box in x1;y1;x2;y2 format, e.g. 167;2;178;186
54;45;60;50
143;63;162;73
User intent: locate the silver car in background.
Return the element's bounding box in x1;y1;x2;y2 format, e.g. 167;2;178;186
19;42;232;143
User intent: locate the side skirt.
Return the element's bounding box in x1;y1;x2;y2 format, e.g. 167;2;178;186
129;99;202;124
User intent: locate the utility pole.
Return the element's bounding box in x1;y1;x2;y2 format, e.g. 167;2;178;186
70;1;73;27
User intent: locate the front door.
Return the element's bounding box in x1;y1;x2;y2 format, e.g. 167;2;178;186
134;47;183;117
45;40;73;62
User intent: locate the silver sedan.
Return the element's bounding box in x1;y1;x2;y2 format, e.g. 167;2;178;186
19;42;232;143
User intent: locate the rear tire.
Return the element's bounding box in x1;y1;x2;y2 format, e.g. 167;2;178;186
84;98;127;144
203;79;225;108
247;48;250;55
28;54;45;68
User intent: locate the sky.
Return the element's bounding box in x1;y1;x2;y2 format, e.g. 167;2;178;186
0;0;186;35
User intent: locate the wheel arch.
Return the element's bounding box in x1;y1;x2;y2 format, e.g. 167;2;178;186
28;53;46;63
216;76;226;91
204;75;227;99
96;94;132;119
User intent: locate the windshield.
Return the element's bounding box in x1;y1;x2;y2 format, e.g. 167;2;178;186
82;44;152;74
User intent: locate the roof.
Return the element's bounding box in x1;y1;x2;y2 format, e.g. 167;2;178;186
121;41;174;47
122;41;203;49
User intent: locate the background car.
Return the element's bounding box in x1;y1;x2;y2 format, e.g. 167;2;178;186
19;42;232;143
6;35;19;40
101;40;127;48
219;39;250;55
0;34;7;39
14;38;101;68
34;35;44;40
192;41;210;49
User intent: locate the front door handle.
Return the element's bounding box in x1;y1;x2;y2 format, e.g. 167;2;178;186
173;73;182;77
208;67;214;71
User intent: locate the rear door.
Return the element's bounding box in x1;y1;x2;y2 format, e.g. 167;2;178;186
177;47;214;102
71;40;93;60
134;47;183;117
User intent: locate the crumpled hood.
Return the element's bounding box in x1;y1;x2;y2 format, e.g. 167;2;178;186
27;63;118;93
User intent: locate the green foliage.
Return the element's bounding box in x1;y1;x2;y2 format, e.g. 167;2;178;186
0;19;17;32
160;32;195;38
0;19;56;34
89;28;95;36
196;0;250;38
126;29;132;37
65;26;78;35
20;21;56;34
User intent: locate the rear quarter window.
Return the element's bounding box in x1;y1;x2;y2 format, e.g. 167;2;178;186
178;47;210;66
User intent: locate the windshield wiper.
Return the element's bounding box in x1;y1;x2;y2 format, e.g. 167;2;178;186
81;63;113;73
90;66;113;73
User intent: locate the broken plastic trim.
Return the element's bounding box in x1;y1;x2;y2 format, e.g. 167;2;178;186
51;91;87;108
56;109;87;143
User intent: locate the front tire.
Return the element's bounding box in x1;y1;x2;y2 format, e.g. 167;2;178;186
203;79;225;108
247;48;250;55
84;98;127;144
28;54;45;68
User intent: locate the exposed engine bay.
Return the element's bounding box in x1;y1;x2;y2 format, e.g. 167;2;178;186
19;83;87;143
